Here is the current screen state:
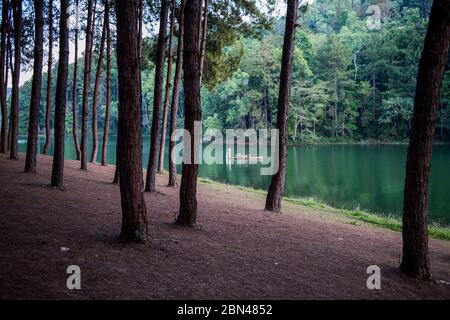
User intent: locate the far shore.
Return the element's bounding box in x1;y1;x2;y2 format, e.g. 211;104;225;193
20;133;450;147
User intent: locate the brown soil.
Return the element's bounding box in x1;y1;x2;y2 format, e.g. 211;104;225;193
0;154;449;299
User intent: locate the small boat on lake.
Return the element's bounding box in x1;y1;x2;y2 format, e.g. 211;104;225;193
227;153;264;161
226;148;264;162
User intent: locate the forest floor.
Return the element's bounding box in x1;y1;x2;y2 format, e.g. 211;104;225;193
1;154;450;299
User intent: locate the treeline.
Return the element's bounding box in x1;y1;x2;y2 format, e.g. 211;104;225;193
202;0;450;142
12;0;270;141
11;0;450;144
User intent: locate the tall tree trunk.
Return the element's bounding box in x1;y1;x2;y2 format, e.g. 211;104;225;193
115;0;149;243
101;0;110;166
113;105;120;185
0;0;8;153
90;9;107;163
5;22;10;152
400;0;450;280
198;0;208;84
43;0;53;155
9;0;20;160
80;0;94;170
145;0;169;192
168;0;185;187
113;0;126;179
50;0;69;188
158;0;175;173
72;0;81;160
24;0;44;173
176;0;202;226
264;0;297;212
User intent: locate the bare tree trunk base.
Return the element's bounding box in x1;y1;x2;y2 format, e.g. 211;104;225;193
400;261;432;281
112;167;119;184
175;214;196;227
145;186;157;193
119;230;149;244
49;184;65;191
264;203;282;213
167;181;177;187
145;0;170;194
265;179;284;213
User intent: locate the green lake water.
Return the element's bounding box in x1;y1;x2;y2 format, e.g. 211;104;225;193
18;135;450;225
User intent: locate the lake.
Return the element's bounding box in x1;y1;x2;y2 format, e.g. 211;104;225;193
18;135;450;225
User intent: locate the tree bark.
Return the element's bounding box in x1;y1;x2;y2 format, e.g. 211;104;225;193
80;0;94;170
43;0;53;155
115;0;149;243
168;0;185;187
24;0;44;173
6;23;10;152
101;0;110;166
90;8;107;163
0;0;8;153
400;0;450;280
176;0;202;226
145;0;169;192
158;0;175;173
72;0;81;160
112;166;119;183
9;0;20;160
113;5;120;186
264;0;297;212
50;0;69;188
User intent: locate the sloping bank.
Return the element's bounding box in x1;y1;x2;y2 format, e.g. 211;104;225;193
196;177;450;241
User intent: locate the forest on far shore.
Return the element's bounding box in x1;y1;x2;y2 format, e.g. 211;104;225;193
11;0;450;144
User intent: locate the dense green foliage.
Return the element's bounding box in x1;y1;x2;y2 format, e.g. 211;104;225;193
202;0;450;142
10;0;450;143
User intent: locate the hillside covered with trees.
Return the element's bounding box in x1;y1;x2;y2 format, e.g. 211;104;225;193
13;0;450;143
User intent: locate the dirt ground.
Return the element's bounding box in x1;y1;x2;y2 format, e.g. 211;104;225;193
0;154;449;299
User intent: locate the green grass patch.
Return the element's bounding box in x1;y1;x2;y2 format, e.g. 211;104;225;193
197;177;450;241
